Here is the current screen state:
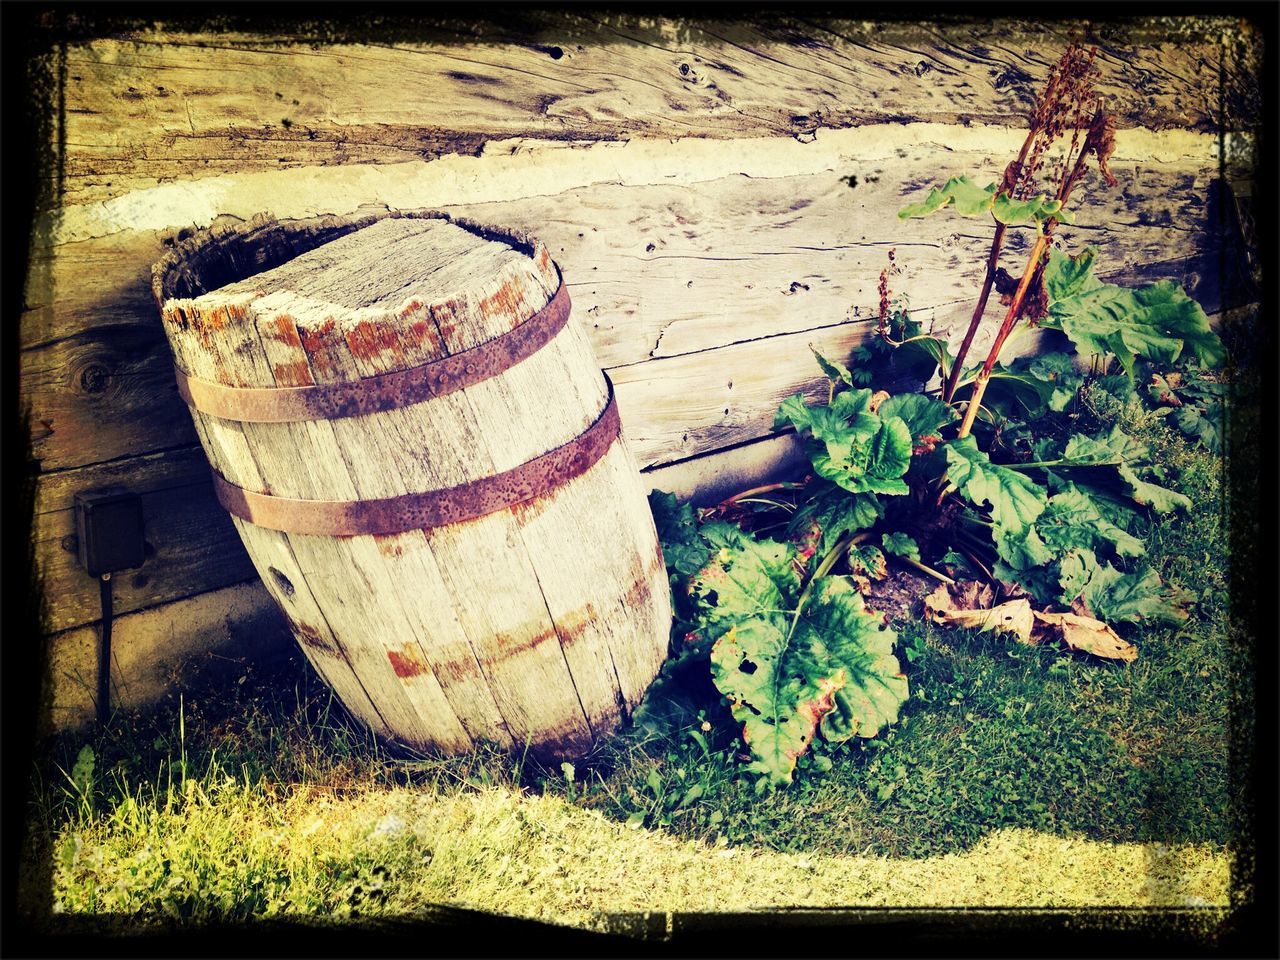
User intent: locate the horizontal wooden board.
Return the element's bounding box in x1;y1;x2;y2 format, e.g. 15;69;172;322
41;579;288;735
34;447;256;632
643;433;806;508
49;15;1247;205
22;323;197;474
445;156;1226;367
613;258;1229;470
23;150;1224;351
21;151;1231;472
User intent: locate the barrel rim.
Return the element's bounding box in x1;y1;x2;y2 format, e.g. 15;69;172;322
173;275;571;423
151;208;543;309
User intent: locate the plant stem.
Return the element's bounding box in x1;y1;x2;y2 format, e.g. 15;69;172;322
1005;457;1117;471
943;118;1042;403
731;498;796;512
714;481;804;510
957;546;995;583
787;532;853;642
934;481;956;508
955;231;1052;439
898;555;956;586
944;221;1008;403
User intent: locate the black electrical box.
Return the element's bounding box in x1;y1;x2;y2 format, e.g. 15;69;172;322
74;490;146;578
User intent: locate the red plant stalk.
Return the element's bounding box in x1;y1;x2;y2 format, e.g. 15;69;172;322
954;232;1051;438
954;106;1112;440
941;45;1091;404
942;220;1008;403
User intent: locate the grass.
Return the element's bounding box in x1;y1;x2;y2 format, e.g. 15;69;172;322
21;388;1250;932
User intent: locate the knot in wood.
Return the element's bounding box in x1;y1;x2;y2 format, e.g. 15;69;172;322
76;362;112;396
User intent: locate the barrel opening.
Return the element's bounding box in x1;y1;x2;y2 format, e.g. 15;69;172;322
152;209;540;309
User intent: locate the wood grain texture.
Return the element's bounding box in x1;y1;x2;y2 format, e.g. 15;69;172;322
22;155;1228;472
41;580;288;735
447;155;1225;368
53;15;1247;205
158;214;670;756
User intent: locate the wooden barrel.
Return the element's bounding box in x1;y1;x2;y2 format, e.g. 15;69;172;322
152;210;672;758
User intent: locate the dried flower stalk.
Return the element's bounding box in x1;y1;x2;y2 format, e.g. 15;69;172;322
953;44;1117;439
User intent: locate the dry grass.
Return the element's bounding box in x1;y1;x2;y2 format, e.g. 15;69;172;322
47;777;1231;929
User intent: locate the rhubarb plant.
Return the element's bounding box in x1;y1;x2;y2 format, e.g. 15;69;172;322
637;42;1225;789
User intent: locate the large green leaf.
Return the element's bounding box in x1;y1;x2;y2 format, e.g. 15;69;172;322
790;482;883;557
944;435;1047;539
709;575;907;786
1016;426;1192;515
689;523;798;627
1114;464;1193;514
898;175;1072;224
1001;530;1187;622
1078;557;1191;625
996;525;1054;571
1019;351;1085;412
877;393;958;449
1036;485;1145;559
650;490;712;579
1039;552;1187;627
994;481;1149;606
953;366;1059;421
848;312;952;389
898;176;997;218
1149;369;1226;454
881;532;921;562
812;348;854;387
992;192;1074;225
1040;248;1225;374
1171;404;1222;454
1061;425;1149;465
777;392;913;496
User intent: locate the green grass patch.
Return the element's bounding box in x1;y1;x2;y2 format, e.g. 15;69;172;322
23;406;1247;927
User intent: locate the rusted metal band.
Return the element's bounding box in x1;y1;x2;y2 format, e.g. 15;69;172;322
211;379;620;536
175;278;571;423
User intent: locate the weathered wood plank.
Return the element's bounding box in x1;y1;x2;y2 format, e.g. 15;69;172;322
644;433;807;509
45;124;1231;247
52;16;1246;205
448;156;1225;367
24;150;1223;352
22;250;1216;476
33;448;256;632
22;325;197;473
613;252;1232;471
41;579;289;735
21;152;1229;472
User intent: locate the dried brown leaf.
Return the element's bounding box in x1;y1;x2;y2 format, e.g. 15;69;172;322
1033;610;1137;662
925;583;1138;662
1087;110;1118;188
923;583;1034;642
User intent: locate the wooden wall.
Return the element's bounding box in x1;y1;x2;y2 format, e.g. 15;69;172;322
21;13;1260;727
